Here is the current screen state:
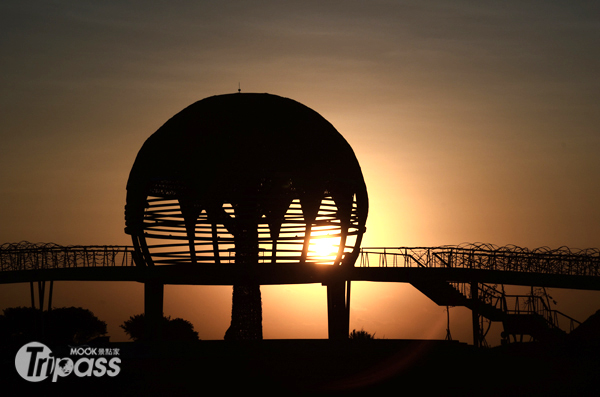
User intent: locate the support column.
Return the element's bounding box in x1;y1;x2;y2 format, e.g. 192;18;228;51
29;281;54;340
30;281;53;310
47;281;53;312
471;281;480;348
224;283;263;340
326;280;350;340
144;281;164;342
30;282;36;309
37;281;45;311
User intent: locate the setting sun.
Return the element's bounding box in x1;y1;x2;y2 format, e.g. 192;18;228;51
308;236;340;261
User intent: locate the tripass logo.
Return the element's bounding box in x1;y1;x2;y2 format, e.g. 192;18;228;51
15;341;121;382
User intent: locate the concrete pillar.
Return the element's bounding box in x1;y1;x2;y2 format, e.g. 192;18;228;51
326;280;350;340
144;281;164;341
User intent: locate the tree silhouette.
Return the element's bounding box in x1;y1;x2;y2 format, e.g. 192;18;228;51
0;306;41;345
46;307;107;345
0;306;107;346
120;314;199;341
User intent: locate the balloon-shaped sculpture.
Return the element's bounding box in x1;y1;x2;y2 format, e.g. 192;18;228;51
125;93;368;339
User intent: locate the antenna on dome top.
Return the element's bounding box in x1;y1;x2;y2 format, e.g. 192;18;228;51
238;82;241;93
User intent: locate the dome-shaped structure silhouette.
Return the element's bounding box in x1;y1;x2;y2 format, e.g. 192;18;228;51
125;93;368;270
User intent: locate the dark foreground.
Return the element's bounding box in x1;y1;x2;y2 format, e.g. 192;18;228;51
2;339;599;396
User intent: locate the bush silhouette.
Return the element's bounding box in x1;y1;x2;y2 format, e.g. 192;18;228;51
349;328;375;341
120;314;199;341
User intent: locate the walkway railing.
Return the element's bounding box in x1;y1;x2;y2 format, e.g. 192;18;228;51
359;243;600;277
3;242;599;279
0;242;135;271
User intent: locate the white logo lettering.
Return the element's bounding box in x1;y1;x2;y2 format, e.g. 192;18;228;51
15;342;121;382
15;342;53;382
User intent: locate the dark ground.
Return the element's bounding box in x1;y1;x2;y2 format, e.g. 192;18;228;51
2;339;599;396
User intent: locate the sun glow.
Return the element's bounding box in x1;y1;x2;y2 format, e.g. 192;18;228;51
308;236;340;261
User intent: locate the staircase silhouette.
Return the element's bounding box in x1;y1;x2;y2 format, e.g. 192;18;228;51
411;280;567;343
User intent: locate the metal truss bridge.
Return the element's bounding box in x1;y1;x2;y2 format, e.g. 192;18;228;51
1;241;599;346
358;244;600;346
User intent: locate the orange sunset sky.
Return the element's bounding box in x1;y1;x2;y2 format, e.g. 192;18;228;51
1;1;599;344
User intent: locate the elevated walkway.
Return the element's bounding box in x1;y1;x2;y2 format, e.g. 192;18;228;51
1;242;597;345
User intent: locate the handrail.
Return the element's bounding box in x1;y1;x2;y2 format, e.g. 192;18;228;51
0;242;135;271
359;245;600;277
